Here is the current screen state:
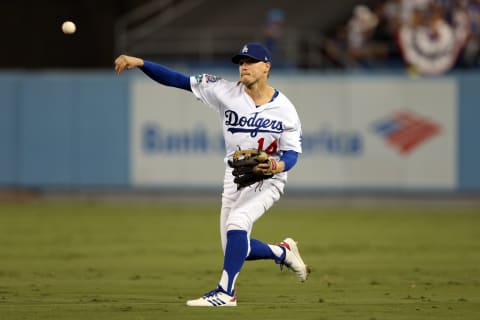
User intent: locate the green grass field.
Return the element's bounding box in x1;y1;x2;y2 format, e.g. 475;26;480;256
0;200;479;319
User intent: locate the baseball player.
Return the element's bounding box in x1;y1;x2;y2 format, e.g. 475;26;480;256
114;42;308;307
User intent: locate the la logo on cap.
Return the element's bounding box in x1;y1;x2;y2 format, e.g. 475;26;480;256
242;45;249;53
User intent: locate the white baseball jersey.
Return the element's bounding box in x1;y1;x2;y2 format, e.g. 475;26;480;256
190;73;303;251
189;74;302;163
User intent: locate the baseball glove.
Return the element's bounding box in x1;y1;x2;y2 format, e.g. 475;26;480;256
228;149;279;190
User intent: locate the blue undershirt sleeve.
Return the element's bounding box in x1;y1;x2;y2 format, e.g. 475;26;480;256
280;150;299;172
140;60;192;91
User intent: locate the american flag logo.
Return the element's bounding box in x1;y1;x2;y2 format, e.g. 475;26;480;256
372;111;441;155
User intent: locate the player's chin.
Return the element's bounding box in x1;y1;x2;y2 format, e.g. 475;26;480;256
240;75;254;85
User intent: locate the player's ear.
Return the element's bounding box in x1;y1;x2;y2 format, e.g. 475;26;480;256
264;62;271;75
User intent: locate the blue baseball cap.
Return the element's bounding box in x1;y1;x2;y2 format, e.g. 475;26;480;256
232;43;271;64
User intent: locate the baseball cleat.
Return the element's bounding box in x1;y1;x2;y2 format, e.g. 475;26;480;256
186;287;237;307
278;238;310;282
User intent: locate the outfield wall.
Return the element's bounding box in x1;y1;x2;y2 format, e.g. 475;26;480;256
0;70;479;192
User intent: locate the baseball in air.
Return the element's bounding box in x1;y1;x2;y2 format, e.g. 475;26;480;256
62;21;76;34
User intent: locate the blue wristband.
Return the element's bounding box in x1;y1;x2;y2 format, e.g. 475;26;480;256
280;150;298;172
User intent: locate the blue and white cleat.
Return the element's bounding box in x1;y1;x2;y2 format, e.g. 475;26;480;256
278;238;310;282
186;287;237;307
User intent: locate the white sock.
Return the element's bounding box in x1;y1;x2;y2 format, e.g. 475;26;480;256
268;244;284;259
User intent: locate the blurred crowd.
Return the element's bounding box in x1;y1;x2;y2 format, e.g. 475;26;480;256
320;0;480;75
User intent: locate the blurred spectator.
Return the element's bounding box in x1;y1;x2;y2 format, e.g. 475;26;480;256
327;4;391;68
321;3;401;69
383;0;403;29
347;5;392;67
322;25;352;68
369;1;404;66
455;0;480;67
263;8;286;66
346;4;380;64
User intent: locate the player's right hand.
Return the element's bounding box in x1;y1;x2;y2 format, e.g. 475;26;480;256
114;55;144;75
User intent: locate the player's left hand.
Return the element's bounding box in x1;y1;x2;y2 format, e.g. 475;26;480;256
254;156;284;175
